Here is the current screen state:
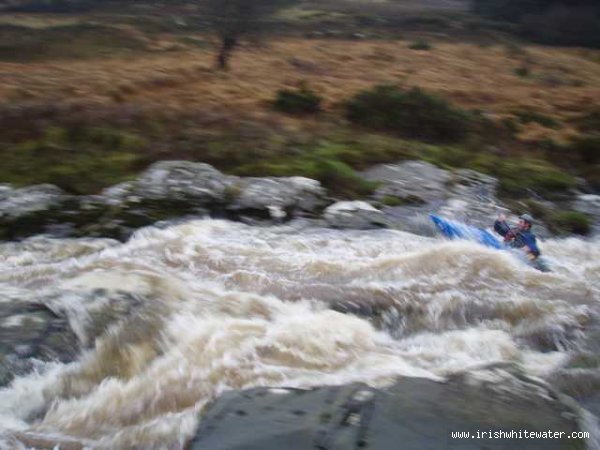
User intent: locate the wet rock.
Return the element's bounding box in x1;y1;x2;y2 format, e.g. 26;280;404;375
0;300;77;387
125;161;231;204
65;162;230;240
0;286;145;387
363;160;451;205
189;373;583;450
0;184;74;240
0;184;67;219
44;288;146;348
439;169;500;226
574;194;600;235
0;163;330;241
324;201;388;229
362;161;492;234
227;177;327;221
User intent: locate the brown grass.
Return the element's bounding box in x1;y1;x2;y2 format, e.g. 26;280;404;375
1;38;599;143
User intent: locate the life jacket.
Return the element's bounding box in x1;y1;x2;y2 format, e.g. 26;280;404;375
493;220;540;257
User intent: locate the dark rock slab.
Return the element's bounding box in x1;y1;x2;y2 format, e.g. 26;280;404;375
188;375;583;450
0;287;145;388
0;300;77;387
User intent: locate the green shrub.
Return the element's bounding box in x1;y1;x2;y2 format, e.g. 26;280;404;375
519;199;551;221
497;158;576;197
409;39;432;50
514;110;560;129
274;85;322;115
549;211;592;235
502;117;521;134
514;66;531;77
419;145;473;170
574;109;600;133
582;164;600;191
308;158;378;198
569;135;600;165
381;195;426;206
346;85;471;142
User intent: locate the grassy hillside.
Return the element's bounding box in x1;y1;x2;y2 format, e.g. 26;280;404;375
0;6;598;198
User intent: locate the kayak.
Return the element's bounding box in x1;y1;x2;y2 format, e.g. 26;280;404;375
430;215;551;272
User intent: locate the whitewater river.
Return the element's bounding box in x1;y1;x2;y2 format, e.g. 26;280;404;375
0;219;598;449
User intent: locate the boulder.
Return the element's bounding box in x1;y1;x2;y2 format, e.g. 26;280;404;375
0;281;145;388
189;370;583;450
69;162;231;240
125;161;231;204
362;162;516;235
0;184;74;240
324;201;388;229
574;194;600;235
363;160;451;205
0;300;77;387
438;169;501;228
227;176;327;221
0;184;67;219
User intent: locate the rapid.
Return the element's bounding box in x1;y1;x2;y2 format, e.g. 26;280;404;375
0;218;599;449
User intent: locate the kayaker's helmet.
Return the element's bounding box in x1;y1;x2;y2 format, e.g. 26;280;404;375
519;213;534;226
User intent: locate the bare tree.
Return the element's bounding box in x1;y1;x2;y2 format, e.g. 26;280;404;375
201;0;294;70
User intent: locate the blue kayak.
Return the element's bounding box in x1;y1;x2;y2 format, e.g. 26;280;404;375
430;215;503;250
430;215;551;272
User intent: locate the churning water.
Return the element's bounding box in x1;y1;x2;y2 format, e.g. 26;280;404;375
0;219;598;449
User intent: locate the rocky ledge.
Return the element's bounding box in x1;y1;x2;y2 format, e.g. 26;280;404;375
188;367;586;450
1;160;598;241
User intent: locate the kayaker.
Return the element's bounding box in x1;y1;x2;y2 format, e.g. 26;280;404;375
493;213;541;260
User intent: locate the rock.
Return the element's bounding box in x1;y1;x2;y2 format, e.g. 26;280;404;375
363;161;451;205
100;182;136;206
189;371;583;450
324;201;388;229
361;162;539;237
227;177;327;221
0;184;74;240
574;194;600;235
0;283;145;387
438;168;501;228
0;184;67;220
44;288;146;349
128;161;231;204
0;300;77;387
70;162;231;240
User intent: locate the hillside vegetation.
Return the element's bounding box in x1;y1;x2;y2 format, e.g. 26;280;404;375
0;1;598;199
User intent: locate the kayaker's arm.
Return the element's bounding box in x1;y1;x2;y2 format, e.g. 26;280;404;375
494;217;530;250
494;219;514;240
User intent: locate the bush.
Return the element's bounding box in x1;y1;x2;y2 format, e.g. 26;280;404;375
409;39;432;50
497;158;576;197
549;211;592;235
308;158;378;198
274;85;322;115
513;66;530;78
582;164;600;191
569;135;600;165
574;109;600;133
346;85;471;143
514;110;560;129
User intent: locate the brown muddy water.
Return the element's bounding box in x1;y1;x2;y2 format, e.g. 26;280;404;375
0;219;598;449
